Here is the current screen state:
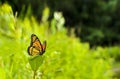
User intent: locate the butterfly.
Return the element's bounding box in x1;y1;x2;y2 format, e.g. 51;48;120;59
27;34;46;56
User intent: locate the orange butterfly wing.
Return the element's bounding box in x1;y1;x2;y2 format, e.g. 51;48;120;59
42;41;46;53
28;34;46;56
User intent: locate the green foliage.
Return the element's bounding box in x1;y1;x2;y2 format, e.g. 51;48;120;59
29;56;45;79
29;56;44;71
0;3;120;79
1;0;120;45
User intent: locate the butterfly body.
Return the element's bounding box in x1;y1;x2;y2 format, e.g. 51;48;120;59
28;34;46;56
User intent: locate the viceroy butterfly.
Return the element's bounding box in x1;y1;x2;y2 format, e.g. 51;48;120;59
27;34;46;56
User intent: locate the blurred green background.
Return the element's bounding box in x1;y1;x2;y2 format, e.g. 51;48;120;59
0;0;120;79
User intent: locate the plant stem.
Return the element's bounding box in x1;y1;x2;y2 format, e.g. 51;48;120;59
33;70;36;79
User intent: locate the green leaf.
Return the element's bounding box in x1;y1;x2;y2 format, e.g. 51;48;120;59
0;68;6;79
28;55;44;71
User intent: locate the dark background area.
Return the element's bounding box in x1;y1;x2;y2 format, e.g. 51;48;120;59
0;0;120;46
